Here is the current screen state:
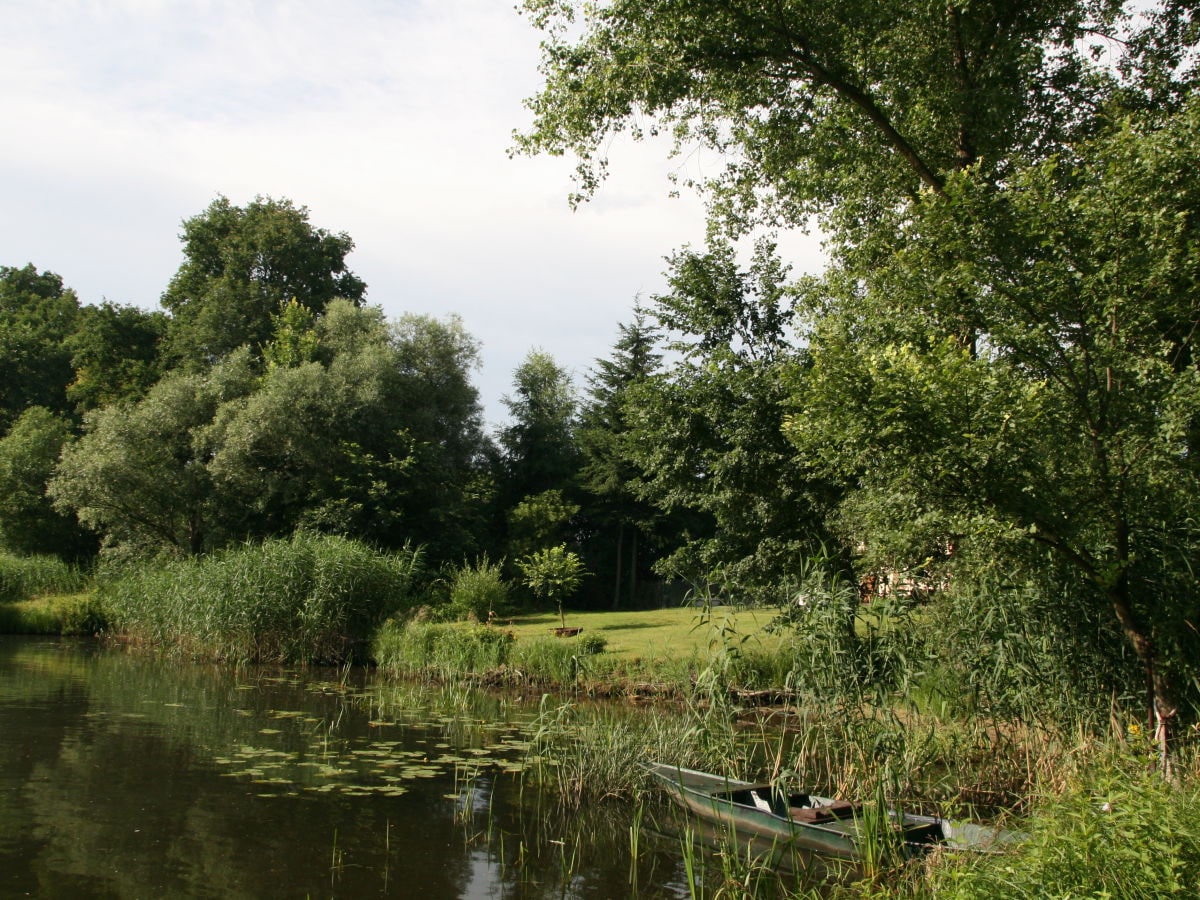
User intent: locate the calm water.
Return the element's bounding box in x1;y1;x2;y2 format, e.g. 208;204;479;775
0;636;708;899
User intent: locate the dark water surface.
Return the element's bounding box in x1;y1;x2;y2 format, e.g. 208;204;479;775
0;637;702;899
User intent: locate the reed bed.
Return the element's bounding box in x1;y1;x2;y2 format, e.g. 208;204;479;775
0;551;88;603
100;532;421;664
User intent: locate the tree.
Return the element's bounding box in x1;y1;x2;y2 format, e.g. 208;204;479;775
578;312;663;607
65;301;166;412
517;544;587;629
0;407;94;560
517;0;1200;760
787;100;1200;764
516;0;1150;237
51;300;490;565
623;241;840;604
0;264;80;428
49;351;258;556
161;196;365;368
497;349;581;506
204;302;488;562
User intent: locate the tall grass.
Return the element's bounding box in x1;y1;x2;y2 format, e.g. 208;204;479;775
0;551;87;603
372;620;515;678
100;533;421;664
372;620;615;686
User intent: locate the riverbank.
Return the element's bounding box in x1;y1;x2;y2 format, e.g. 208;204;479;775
7;557;1200;898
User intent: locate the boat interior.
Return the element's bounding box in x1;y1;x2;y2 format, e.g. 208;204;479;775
717;785;949;843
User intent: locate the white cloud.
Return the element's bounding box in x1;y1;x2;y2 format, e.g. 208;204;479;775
0;0;824;425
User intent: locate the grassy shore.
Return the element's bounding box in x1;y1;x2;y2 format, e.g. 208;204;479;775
7;575;1200;898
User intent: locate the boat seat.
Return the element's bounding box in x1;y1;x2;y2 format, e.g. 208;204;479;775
791;800;861;825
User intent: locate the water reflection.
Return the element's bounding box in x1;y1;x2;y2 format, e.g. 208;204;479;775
1;637;704;898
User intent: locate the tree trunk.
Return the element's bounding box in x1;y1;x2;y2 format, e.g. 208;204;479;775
1108;581;1178;777
612;522;624;610
629;528;638;608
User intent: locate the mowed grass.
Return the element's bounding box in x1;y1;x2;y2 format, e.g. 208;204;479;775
497;605;786;660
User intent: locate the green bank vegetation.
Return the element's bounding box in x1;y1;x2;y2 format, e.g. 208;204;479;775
4;2;1200;895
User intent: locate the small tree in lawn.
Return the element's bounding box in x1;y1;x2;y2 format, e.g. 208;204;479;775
518;544;586;630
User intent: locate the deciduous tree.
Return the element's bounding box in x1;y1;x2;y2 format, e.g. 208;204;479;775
161;196;365;368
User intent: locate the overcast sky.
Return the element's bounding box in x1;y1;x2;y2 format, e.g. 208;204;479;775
0;0;824;426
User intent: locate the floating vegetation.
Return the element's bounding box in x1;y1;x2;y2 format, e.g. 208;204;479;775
194;670;540;801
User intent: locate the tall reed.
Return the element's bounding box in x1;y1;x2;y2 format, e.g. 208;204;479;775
0;551;87;603
100;532;421;663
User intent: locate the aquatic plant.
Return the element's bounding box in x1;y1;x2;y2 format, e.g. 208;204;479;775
0;551;87;603
100;532;421;663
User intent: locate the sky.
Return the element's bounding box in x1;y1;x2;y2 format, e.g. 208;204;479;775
0;0;824;426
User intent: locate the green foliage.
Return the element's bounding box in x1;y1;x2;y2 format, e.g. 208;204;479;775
65;301;165;412
498;349;580;506
49;349;258;556
262;298;319;370
506;489;579;562
0;264;80;428
0;551;87;603
446;556;510;622
788;99;1200;733
0;407;94;559
517;544;587;627
578;312;664;608
515;0;1131;236
99;533;421;664
161;195;366;368
935;753;1200;898
50;301;488;564
623;242;841;604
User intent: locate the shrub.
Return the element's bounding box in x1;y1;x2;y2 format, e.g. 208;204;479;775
934;748;1200;899
446;556;510;621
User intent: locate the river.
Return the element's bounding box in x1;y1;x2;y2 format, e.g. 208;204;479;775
0;636;718;898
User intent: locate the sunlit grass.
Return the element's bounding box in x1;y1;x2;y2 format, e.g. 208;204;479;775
495;605;786;661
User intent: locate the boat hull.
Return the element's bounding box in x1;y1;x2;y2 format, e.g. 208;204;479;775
645;763;1018;861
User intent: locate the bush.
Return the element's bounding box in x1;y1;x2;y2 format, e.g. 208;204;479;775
446;556;509;621
934;748;1200;899
100;533;421;664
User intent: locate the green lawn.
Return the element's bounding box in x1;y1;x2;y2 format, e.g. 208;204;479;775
497;604;784;660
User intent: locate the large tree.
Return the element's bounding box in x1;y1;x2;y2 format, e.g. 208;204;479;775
515;0;1163;235
789;102;1200;761
0;265;80;429
516;0;1200;755
578;312;663;607
50;350;258;556
623;241;839;604
497;349;581;507
51;301;488;564
0;407;94;560
161;196;366;368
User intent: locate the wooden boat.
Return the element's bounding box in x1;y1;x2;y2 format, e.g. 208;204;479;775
645;762;1021;861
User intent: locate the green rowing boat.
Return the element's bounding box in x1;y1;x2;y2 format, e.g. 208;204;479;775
645;762;1021;861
